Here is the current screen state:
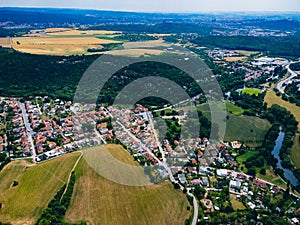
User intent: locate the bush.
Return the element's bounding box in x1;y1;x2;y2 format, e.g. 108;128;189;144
259;168;266;175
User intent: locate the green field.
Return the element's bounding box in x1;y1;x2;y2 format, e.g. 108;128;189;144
0;152;81;225
197;103;271;147
242;88;263;96
65;144;190;225
291;134;300;169
257;168;287;189
236;151;259;164
264;89;300;131
236;149;287;188
224;102;244;115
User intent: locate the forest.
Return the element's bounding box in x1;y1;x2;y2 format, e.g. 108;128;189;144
191;35;300;58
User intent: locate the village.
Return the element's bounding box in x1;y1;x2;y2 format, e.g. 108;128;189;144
0;95;300;224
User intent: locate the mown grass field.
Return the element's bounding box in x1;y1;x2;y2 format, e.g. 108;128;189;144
65;144;191;225
291;134;300;169
224;102;244;115
0;152;81;225
197;103;271;147
242;88;263;96
264;89;300;131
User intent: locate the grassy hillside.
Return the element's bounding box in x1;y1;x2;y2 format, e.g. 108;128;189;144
264;89;300;131
65;144;191;225
0;152;81;225
197;103;271;147
0;145;191;225
225;102;244;115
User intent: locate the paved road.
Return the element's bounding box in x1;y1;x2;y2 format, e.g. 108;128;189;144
17;101;37;160
226;169;300;198
275;62;299;94
146;111;166;162
147;111;198;225
186;188;199;225
107;108;199;224
94;127;107;144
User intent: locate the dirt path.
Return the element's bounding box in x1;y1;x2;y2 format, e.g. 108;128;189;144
60;151;83;201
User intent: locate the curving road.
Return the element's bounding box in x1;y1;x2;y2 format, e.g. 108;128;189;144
275;62;299;94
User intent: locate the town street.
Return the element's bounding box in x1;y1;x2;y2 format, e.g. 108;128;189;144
106;108;199;225
17;101;37;160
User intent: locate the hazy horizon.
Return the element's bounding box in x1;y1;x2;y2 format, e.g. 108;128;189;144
0;0;300;13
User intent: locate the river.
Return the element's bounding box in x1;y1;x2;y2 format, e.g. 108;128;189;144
271;127;299;186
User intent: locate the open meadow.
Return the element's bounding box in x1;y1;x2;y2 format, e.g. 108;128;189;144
0;144;190;225
0;152;81;225
65;144;191;225
196;103;271;147
9;28;171;56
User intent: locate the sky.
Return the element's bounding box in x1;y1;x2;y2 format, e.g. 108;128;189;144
0;0;300;12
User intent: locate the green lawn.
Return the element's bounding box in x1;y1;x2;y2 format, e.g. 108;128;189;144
242;88;263;96
236;151;259;164
224;102;244;115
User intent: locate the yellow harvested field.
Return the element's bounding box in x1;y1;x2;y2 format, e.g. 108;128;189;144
23;33;46;37
44;28;73;33
0;37;11;48
13;37;119;45
11;36;120;56
264;89;300;131
65;144;191;225
13;44;101;55
224;56;247;62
